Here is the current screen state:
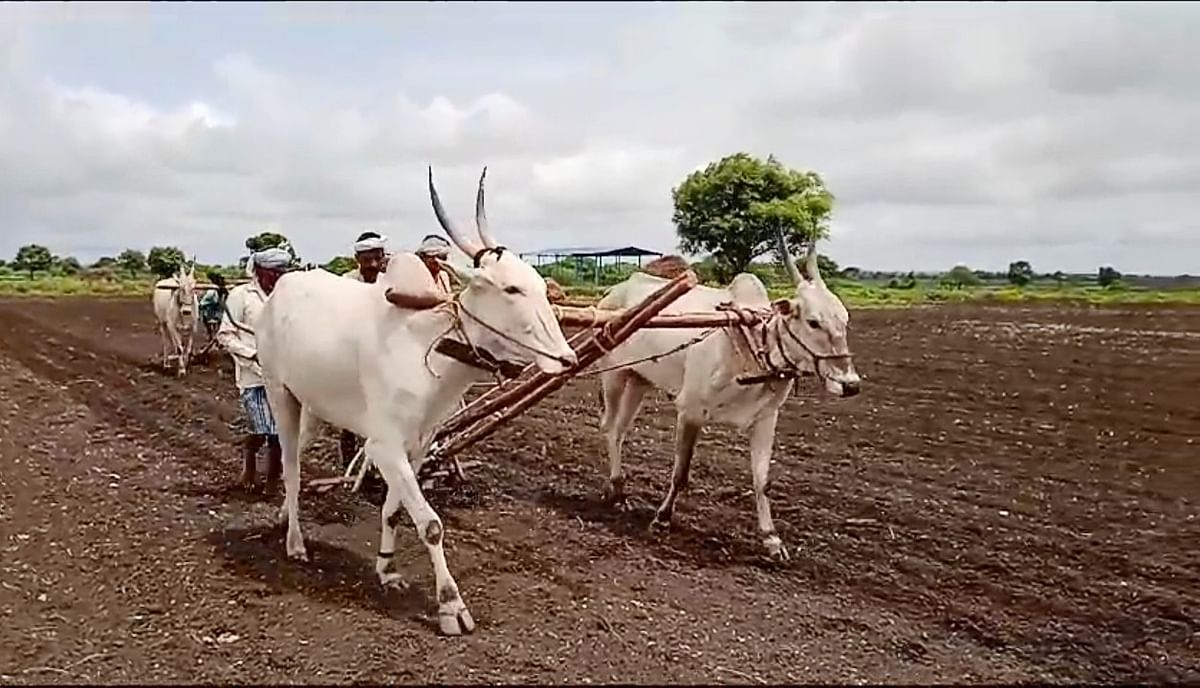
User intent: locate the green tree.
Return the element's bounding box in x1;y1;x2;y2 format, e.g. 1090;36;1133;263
1006;260;1034;286
92;256;117;269
56;256;83;276
13;244;54;278
323;255;357;275
817;254;840;280
116;249;146;277
940;264;980;289
147;246;186;278
672;153;833;283
1097;265;1121;287
242;232;299;271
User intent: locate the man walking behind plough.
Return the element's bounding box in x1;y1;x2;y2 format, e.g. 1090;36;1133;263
217;248;291;491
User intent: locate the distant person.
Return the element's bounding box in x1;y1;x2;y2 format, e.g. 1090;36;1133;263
198;271;228;341
344;231;388;283
217;248;290;492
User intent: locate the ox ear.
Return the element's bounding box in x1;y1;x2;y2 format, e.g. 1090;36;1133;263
771;298;793;316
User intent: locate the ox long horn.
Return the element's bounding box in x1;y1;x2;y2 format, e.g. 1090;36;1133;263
775;227;804;285
474;166;497;249
428;166;483;257
804;240;824;286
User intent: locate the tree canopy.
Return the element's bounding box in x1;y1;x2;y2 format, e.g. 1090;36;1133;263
13;244;54;277
243;231;299;269
1098;265;1122;287
56;256;82;276
322;255;356;275
116;249;146;277
1007;260;1034;286
940;265;981;289
672;153;834;282
147;246;186;278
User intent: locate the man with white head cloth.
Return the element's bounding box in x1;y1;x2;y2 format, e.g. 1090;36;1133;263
336;232;460;473
415;234;456;295
217;247;291;491
344;231;389;284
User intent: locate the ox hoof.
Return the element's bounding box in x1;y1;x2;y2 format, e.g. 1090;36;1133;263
438;608;476;636
378;572;407;590
600;482;626;509
764;536;789;562
648;515;672;533
285;531;308;562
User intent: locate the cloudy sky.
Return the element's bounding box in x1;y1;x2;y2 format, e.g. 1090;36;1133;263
2;2;1197;274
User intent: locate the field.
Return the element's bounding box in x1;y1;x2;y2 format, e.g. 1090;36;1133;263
0;296;1197;684
3;272;1200;308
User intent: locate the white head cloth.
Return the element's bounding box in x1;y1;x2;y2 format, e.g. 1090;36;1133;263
353;234;388;254
244;247;291;277
416;235;451;259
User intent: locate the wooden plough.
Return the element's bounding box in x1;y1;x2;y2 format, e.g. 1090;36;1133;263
317;269;717;493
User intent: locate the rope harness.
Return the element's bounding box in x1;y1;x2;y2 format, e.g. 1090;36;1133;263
424;287;854;389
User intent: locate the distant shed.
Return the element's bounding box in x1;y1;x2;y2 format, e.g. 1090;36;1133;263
519;245;665;285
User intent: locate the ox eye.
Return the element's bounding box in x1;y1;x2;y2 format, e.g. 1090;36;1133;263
806;318;821;329
503;285;523;296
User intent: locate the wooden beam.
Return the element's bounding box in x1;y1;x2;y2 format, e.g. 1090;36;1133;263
551;304;771;329
430;270;699;459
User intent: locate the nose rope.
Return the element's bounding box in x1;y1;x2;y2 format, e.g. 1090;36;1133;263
774;316;855;384
421;294;575;378
457;300;576;367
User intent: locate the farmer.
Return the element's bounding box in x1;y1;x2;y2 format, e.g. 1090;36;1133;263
198;271;228;342
339;231;388;469
337;234;459;471
343;231;389;283
217;247;290;491
415;234;456;294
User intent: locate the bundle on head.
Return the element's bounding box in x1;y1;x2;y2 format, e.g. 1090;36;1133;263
641;255;690;279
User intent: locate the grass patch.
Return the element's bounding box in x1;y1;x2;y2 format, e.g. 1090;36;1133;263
0;276;158;297
4;275;1198;307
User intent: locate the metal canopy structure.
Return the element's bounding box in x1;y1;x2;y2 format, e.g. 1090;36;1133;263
519;245;665;286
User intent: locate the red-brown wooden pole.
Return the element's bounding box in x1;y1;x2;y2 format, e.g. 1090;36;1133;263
552;306;771;330
431;270;699;458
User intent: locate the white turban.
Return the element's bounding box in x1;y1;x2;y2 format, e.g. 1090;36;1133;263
353;234;388;254
251;247;292;272
416;235;451;259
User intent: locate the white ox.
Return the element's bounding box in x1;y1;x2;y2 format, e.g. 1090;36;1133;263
151;261;199;377
255;167;578;636
594;233;861;561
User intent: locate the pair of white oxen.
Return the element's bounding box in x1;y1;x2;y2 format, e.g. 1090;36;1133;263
151;262;203;377
223;168;862;636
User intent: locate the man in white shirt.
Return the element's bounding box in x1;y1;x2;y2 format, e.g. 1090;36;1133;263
343;231;388;284
338;231;390;469
415;234;455;295
217;247;290;491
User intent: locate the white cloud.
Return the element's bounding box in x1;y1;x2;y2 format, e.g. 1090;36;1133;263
1;2;1198;273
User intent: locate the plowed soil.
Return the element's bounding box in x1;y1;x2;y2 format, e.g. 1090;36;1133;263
0;297;1196;684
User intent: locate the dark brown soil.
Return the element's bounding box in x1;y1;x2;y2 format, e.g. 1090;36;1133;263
0;297;1196;684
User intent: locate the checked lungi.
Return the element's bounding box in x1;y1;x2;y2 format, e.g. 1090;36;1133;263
240;386;278;436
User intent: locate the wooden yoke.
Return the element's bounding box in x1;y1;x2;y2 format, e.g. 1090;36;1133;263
428;270;699;460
